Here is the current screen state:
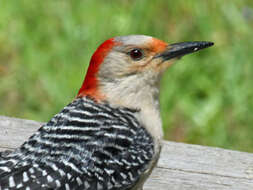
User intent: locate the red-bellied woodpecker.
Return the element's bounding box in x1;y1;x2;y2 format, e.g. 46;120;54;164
0;35;213;190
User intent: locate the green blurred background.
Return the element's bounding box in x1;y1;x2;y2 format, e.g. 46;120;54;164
0;0;253;152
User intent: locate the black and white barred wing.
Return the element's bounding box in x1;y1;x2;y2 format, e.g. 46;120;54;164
0;98;154;190
0;157;72;190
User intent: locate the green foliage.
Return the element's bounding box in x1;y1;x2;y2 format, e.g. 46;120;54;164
0;0;252;152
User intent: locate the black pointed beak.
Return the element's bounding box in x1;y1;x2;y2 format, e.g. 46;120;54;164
155;41;214;61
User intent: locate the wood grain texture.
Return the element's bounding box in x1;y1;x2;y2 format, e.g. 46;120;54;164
0;115;253;189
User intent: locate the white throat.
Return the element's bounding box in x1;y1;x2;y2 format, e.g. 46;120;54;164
99;72;164;143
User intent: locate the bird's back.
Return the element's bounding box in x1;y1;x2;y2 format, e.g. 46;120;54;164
0;97;154;190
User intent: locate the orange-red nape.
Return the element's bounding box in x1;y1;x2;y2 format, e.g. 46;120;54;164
77;38;120;101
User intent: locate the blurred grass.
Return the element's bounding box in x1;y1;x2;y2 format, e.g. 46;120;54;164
0;0;253;152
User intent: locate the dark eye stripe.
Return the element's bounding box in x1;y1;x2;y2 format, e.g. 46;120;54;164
129;49;143;60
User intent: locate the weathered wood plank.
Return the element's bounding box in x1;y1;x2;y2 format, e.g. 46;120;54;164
0;116;43;149
0;115;253;189
145;141;253;190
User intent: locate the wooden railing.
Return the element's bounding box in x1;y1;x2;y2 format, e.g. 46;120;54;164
0;115;253;190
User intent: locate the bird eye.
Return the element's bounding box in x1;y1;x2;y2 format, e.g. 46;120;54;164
129;49;143;60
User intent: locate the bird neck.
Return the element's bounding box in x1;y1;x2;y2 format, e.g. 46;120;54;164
98;72;164;142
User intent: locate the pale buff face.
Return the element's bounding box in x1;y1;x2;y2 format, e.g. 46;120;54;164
96;35;177;112
98;35;173;84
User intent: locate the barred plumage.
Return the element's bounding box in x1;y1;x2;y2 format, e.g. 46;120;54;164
0;97;154;190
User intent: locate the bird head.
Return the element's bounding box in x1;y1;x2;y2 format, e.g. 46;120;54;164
78;35;213;109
